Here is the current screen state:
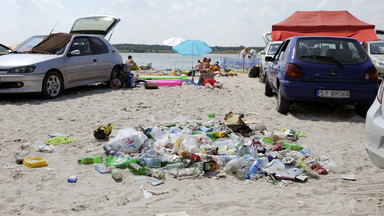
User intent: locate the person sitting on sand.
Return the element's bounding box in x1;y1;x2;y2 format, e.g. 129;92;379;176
140;63;152;70
194;60;204;71
126;55;141;70
198;73;223;89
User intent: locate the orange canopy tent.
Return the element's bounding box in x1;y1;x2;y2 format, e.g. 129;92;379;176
271;10;378;42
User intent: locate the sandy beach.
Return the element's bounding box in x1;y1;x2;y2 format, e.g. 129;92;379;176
1;73;384;216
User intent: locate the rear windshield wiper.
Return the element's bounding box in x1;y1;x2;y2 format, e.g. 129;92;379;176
301;55;344;68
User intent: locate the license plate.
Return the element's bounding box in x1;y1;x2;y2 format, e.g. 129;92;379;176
317;90;350;98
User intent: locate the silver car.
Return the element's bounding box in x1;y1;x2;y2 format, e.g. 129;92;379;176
363;40;384;81
258;41;282;83
0;15;123;99
366;80;384;168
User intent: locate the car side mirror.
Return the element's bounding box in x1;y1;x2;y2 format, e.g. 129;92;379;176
68;50;81;56
265;56;274;62
260;50;266;55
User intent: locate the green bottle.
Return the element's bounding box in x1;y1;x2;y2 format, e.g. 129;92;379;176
283;142;303;151
127;162;151;176
78;155;103;164
115;158;139;168
205;132;216;141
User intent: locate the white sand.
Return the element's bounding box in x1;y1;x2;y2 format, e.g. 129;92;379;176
1;73;384;215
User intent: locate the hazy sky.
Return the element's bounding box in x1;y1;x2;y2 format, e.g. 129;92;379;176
1;0;383;47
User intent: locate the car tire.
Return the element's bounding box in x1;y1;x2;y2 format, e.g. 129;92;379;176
42;71;63;99
277;87;290;114
265;78;273;97
259;68;266;83
355;104;369;117
109;66;121;86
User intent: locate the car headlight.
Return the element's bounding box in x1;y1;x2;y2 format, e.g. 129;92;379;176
8;66;36;73
373;59;384;67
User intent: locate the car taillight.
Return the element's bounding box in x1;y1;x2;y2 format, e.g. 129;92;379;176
377;80;384;104
365;66;378;80
286;63;302;78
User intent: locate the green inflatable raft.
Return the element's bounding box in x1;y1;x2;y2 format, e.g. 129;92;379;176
138;74;188;80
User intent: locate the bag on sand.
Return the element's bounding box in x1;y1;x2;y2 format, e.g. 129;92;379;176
94;123;114;139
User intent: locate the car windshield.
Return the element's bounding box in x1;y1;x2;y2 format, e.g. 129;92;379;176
13;35;46;53
31;33;75;54
297;38;367;65
0;44;9;55
370;42;384;54
267;43;282;55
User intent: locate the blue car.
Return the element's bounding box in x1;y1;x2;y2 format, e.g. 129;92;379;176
264;36;379;115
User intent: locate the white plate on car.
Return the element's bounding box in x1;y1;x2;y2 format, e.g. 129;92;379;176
317;90;350;98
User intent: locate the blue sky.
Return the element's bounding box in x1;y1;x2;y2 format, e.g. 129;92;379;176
1;0;383;47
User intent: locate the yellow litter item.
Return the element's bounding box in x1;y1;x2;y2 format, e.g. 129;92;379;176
24;157;47;168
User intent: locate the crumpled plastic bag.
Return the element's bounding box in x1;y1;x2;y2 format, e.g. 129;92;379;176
105;128;147;153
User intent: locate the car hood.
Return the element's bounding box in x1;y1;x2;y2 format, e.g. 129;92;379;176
0;54;61;68
370;54;384;59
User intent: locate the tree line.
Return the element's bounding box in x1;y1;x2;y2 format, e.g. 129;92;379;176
112;44;264;54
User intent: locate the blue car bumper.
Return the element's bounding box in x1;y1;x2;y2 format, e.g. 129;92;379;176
280;80;378;105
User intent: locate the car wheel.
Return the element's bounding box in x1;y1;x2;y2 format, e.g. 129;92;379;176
42;71;63;99
277;87;290;114
265;79;273;97
355;104;370;117
259;68;265;83
109;66;121;86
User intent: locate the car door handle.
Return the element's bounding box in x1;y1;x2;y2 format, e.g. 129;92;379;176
93;59;97;63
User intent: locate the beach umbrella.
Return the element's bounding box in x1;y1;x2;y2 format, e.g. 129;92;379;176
173;40;212;57
162;37;186;47
173;40;212;82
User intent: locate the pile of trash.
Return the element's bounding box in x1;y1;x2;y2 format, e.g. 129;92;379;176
20;112;344;183
83;112;338;183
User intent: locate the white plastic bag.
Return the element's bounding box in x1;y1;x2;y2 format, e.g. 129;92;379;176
107;128;148;153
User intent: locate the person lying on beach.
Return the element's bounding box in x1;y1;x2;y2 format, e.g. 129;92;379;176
126;55;141;70
198;73;223;89
140;63;152;70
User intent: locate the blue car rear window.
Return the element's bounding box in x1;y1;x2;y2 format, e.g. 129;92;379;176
296;38;367;65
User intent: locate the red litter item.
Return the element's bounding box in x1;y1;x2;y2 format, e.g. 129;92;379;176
273;144;282;151
189;153;202;162
312;164;328;175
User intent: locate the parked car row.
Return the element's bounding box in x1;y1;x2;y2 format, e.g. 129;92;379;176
0;15;123;99
258;33;384;168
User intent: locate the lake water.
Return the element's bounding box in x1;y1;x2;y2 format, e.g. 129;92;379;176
120;53;239;71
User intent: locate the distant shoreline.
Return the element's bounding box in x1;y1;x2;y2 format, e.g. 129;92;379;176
113;44;264;54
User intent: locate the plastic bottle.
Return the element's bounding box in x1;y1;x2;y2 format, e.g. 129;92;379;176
237;145;250;157
168;167;199;177
78;155;103;164
161;162;187;172
246;158;263;179
150;168;165;179
115;158;139;169
127;162;151;176
139;152;162;168
230;133;243;148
